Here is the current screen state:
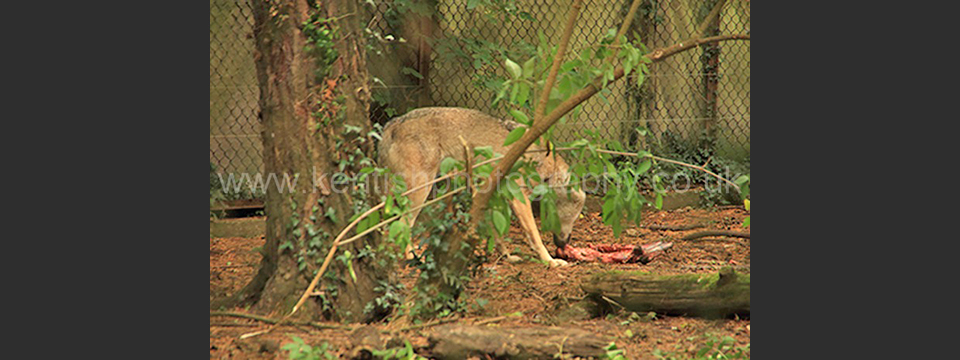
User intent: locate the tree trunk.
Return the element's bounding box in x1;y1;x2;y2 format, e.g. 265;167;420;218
427;324;611;360
581;268;749;318
699;0;722;148
231;0;393;323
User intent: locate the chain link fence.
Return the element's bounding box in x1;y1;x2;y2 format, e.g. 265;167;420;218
210;0;750;200
210;0;261;190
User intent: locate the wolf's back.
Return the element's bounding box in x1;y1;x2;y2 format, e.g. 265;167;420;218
378;107;522;166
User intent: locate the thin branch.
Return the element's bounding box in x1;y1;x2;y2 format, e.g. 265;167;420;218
541;146;743;193
337;185;466;247
611;0;643;52
644;223;709;231
210;311;353;330
459;135;474;197
696;0;728;37
647;34;750;62
534;0;584;123
473;315;511;326
680;230;750;241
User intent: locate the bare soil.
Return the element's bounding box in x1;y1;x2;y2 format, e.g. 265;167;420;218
210;207;750;359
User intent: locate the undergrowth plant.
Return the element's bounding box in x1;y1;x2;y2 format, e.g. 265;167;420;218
282;336;336;360
652;334;750;360
371;339;427;360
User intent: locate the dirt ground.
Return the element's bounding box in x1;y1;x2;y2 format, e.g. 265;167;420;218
210;206;750;359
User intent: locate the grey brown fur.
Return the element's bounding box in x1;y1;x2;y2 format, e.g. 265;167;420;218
378;107;585;267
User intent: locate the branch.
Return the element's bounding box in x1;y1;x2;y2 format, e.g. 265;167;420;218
337;185;466;247
647;34;750;62
544;147;743;193
644;223;708;231
611;0;643;53
696;0;728;37
534;0;583;122
680;230;750;240
210;311;353;330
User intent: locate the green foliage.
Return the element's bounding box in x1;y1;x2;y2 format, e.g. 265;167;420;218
282;336;336;360
638;129;750;206
371;339;427;360
736;176;750;227
652;334;750;360
566;130;663;238
601;342;628;360
302;6;338;81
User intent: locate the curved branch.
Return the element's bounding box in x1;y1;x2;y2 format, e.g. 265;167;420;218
647;34;750;62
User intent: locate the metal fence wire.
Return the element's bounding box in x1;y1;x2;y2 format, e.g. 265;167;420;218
210;0;750;200
210;0;261;180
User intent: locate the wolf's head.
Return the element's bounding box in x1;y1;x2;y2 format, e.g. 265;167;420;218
553;186;586;248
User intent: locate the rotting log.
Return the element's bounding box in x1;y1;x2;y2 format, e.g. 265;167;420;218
581;268;749;318
427;324;610;360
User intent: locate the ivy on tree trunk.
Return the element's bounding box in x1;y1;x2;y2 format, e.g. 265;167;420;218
223;0;394;323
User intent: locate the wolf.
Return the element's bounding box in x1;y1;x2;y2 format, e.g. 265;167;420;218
378;107;585;267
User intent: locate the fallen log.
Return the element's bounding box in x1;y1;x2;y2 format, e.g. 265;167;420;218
581;268;749;318
427;324;611;359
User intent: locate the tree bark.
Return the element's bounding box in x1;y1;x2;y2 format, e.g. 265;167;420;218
427;324;611;360
581;268;749;318
700;0;722;146
232;0;392;323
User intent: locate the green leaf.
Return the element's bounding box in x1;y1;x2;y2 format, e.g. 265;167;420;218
474;146;494;159
494;81;510;105
400;66;423;79
636;159;651;174
655;193;663;209
439;157;460;174
509;109;531;125
347;258;357;282
492;211;509;235
505;180;525;203
503;126;526;146
742;216;751;227
504;58;522;79
734;175;750;186
516;82;530;106
522;57;536;78
540;196;561;232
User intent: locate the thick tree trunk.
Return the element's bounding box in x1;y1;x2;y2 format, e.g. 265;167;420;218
427;324;611;360
581;268;749;318
236;0;392;323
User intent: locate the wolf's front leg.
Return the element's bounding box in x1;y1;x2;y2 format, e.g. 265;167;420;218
510;197;570;267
